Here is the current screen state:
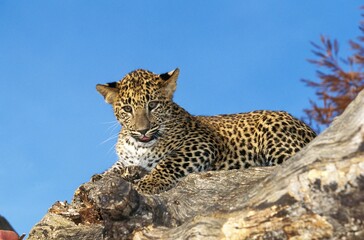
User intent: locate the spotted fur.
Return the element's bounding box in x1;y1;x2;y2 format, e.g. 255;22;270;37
96;68;316;194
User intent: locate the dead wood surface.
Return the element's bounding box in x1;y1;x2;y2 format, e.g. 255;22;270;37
28;90;364;240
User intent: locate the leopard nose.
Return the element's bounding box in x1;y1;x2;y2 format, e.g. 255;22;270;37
138;129;149;135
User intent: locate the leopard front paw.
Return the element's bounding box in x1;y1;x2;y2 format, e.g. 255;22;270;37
134;176;172;195
121;165;148;182
91;173;103;182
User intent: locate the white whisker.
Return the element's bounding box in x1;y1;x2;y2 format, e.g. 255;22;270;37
100;133;119;145
100;120;118;125
107;122;120;134
107;142;117;155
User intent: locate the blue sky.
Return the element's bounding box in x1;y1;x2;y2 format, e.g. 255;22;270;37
0;1;361;236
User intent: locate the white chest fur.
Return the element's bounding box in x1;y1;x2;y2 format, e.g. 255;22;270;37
115;136;161;171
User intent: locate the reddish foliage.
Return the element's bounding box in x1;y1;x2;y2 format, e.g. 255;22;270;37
303;9;364;130
0;230;19;240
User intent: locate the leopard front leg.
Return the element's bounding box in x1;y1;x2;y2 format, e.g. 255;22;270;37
135;148;214;194
135;164;177;194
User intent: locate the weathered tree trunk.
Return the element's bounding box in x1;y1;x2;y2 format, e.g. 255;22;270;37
28;89;364;240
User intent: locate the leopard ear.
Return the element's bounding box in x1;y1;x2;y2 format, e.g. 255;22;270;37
159;68;180;99
96;82;119;104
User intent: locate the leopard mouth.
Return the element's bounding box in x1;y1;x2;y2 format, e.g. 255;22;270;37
131;127;160;143
132;132;159;143
137;135;154;142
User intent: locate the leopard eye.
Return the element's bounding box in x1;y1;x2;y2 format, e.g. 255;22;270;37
122;105;132;113
148;101;159;110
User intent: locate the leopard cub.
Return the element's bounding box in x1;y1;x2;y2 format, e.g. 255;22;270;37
97;68;316;194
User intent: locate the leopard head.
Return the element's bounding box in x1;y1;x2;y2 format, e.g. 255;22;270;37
96;68;179;143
